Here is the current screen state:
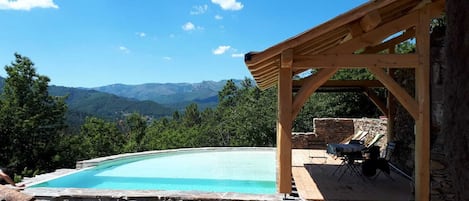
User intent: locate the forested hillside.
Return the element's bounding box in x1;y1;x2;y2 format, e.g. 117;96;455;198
48;86;173;131
0;53;382;181
0;77;174;132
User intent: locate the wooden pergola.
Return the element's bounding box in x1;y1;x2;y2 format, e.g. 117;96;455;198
243;0;445;200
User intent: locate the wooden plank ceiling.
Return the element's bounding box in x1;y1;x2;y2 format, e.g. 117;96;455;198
244;0;444;90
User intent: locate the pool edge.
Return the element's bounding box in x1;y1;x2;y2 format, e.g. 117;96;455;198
23;147;282;201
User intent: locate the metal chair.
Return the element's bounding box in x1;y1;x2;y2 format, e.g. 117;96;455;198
372;142;396;180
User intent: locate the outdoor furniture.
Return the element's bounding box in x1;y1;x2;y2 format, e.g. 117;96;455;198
340;130;369;144
366;142;396;180
328;134;385;180
327;143;365;157
328;141;366;180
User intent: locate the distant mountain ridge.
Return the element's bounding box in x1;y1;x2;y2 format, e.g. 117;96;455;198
92;80;243;109
0;76;243;131
0;76;174;132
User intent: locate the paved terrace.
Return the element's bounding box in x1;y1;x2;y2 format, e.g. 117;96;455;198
292;149;413;201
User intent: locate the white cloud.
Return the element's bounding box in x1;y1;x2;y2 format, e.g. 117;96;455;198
182;22;204;31
136;32;146;37
190;4;208;15
211;0;243;11
163;56;172;61
119;46;130;54
182;22;195;31
0;0;58;11
231;53;244;58
214;14;223;20
213;45;231;55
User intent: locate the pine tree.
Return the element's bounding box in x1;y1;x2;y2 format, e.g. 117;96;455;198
0;53;67;173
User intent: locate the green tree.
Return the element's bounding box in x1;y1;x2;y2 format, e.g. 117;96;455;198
123;113;148;152
0;53;67;173
183;103;201;127
79;117;124;158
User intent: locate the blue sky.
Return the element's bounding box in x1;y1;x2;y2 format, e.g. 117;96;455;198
0;0;367;88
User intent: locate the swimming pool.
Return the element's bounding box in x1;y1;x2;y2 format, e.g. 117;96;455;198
30;148;276;195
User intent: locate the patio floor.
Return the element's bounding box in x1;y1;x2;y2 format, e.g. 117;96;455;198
291;149;413;201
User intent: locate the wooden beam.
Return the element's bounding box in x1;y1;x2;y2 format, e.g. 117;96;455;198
363;88;388;116
293;80;384;89
347;22;364;37
325;11;419;54
292;54;418;69
292;68;339;119
244;0;399;66
415;5;431;201
281;49;294;68
368;67;419;119
277;67;292;193
360;10;382;32
247;0;445;91
363;28;416;54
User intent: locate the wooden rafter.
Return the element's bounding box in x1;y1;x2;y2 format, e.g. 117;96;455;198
326;11;419;54
292;54;418;69
360;10;382;32
363;28;416;54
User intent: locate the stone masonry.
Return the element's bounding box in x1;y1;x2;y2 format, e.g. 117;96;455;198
292;118;388;150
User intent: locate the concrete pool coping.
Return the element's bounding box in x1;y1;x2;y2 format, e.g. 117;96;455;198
21;147;284;201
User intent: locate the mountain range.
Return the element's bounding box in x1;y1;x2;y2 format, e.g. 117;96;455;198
0;77;241;131
91;80;242;110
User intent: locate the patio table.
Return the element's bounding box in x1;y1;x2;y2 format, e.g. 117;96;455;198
327;143;365;157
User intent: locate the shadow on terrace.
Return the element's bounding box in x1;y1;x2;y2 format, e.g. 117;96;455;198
291;149;413;201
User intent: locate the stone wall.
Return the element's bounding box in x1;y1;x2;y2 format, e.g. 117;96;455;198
314;118;355;144
388;24;454;200
292;118;387;150
291;132;326;149
353;118;388;149
428;25;455;201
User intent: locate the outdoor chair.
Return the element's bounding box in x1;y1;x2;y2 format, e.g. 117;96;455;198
331;133;385;181
370;142;396;180
340;130;369;144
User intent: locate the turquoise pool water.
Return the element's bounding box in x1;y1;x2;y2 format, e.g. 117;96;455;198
32;149;276;194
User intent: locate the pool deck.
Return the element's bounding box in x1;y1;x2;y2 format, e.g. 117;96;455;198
291;149;413;201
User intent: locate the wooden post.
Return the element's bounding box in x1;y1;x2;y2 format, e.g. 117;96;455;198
387;48;396;141
277;50;293;193
415;6;431;201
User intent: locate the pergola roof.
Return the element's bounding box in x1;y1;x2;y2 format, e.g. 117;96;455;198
244;0;444;90
243;1;445;200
